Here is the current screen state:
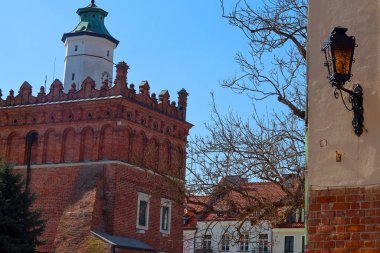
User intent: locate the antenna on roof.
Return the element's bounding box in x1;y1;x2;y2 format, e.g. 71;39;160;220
44;75;47;90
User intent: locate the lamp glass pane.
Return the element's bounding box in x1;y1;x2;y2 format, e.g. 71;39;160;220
325;45;334;76
332;43;353;75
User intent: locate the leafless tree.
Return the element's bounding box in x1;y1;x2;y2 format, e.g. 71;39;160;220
184;0;308;232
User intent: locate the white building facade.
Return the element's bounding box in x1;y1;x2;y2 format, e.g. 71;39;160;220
183;219;304;253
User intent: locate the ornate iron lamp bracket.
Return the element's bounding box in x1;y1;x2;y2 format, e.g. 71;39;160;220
332;84;363;136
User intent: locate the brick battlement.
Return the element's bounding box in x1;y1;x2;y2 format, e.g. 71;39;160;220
0;61;189;121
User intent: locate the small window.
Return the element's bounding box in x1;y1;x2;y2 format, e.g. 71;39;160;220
75;45;78;52
107;50;110;57
286;212;297;223
284;236;294;253
258;234;269;253
72;73;75;81
220;233;230;251
239;233;249;251
136;192;150;230
139;201;148;226
202;235;212;250
160;198;172;234
302;236;305;253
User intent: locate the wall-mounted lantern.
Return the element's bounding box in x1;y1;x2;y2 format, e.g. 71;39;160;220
322;27;363;136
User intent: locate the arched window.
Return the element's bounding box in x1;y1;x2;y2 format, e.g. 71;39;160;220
220;233;230;251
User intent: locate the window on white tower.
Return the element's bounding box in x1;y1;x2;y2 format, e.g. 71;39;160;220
136;192;150;230
160;198;172;234
75;45;78;52
107;50;110;57
71;73;75;81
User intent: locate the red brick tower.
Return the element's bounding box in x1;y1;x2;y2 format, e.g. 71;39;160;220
0;3;191;253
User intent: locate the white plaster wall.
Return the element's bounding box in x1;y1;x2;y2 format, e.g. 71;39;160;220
272;228;304;253
183;230;196;253
194;220;271;253
63;35;116;91
308;0;380;188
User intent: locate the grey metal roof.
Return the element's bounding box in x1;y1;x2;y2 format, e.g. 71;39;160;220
91;230;156;252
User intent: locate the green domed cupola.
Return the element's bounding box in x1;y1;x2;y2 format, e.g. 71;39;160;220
62;0;119;45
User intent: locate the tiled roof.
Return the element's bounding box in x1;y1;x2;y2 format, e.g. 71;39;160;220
274;222;305;228
186;181;285;215
184;177;302;228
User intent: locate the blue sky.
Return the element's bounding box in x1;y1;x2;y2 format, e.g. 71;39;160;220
0;0;253;136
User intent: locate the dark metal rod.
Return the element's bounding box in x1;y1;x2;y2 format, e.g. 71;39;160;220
25;132;38;193
339;86;354;95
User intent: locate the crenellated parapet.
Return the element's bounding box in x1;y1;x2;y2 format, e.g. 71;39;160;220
0;61;189;121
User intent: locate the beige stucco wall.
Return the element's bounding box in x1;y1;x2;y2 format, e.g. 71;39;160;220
308;0;380;188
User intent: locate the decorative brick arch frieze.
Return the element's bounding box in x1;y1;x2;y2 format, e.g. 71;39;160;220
171;144;185;178
146;136;160;170
80;127;96;162
178;146;186;178
1;121;188;173
159;139;172;174
6;132;22;165
117;126;132;162
130;130;147;167
25;130;41;165
43;129;57;164
99;124;114;160
61;128;77;163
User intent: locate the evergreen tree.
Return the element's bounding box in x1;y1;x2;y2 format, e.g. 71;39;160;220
0;162;45;253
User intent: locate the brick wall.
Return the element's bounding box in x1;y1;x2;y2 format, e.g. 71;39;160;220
14;162;184;253
308;186;380;253
0;65;191;253
0;97;188;178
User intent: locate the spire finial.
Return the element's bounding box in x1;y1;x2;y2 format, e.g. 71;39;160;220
91;0;95;4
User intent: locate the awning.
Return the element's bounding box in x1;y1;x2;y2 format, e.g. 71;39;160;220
91;230;156;252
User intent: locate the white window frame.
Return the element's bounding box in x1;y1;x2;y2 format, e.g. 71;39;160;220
239;233;249;251
136;192;151;231
160;198;172;234
202;234;212;250
258;234;269;253
220;233;230;251
284;236;294;253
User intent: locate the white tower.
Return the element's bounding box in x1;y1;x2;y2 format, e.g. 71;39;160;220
62;0;119;91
